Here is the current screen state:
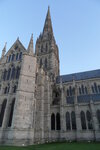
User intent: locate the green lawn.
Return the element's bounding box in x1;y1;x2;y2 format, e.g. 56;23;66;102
0;142;100;150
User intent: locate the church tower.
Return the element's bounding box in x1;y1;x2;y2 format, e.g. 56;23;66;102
35;7;60;79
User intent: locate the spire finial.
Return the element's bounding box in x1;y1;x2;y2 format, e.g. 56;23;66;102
43;6;53;34
1;42;7;58
27;33;34;55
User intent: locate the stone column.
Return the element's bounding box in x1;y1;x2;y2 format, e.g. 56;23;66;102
60;80;66;140
74;84;82;140
90;100;99;140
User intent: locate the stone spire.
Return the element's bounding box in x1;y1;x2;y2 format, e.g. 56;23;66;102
1;42;7;58
43;6;53;35
27;34;34;55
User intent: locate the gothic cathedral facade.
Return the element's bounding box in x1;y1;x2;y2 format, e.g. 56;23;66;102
0;8;100;145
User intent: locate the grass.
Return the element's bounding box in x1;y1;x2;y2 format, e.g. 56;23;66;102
0;142;100;150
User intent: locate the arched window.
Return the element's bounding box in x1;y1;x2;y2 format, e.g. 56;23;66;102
3;69;7;81
0;99;7;127
86;111;93;130
13;85;17;93
81;85;84;94
96;110;100;129
66;112;71;130
11;67;15;79
46;43;48;52
56;113;61;130
41;45;43;52
79;87;82;95
19;52;22;60
80;111;87;130
8;99;15;127
67;89;69;96
94;83;98;93
16;67;20;79
69;86;72;96
16;53;19;60
4;87;8;94
51;113;55;130
85;87;88;94
98;85;100;93
71;111;76;130
7;68;11;80
40;59;42;68
91;86;95;93
11;54;15;61
45;58;47;68
8;55;11;62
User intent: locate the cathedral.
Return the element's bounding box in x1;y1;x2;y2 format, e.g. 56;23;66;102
0;7;100;146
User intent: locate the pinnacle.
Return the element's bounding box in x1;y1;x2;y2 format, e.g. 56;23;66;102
2;42;7;58
27;34;34;55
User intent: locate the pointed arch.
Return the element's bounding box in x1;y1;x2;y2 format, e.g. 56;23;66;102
19;52;22;60
51;113;55;130
16;67;20;79
45;58;47;68
16;53;19;60
66;112;71;130
7;68;11;80
56;113;61;130
3;69;7;81
11;67;15;79
11;54;15;61
0;99;7;127
80;111;87;130
86;111;93;130
96;109;100;129
40;58;42;68
71;111;76;130
8;98;15;127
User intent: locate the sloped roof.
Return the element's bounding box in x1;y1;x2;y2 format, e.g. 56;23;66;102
56;69;100;83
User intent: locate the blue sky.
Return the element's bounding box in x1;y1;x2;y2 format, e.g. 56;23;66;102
0;0;100;75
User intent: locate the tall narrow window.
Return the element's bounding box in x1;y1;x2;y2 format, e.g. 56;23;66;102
8;55;11;62
51;113;55;130
40;59;42;68
67;89;69;96
91;86;95;93
97;110;100;129
0;99;7;127
79;87;82;95
45;58;47;68
8;99;15;127
71;111;76;130
46;43;48;52
11;54;15;61
66;112;71;130
16;53;19;60
98;85;100;93
3;69;7;81
80;111;87;130
11;67;15;79
4;87;8;94
13;85;17;93
81;85;84;94
7;68;11;80
56;113;61;130
86;111;93;130
19;52;22;60
85;87;88;94
69;86;72;96
16;67;20;79
94;83;98;93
